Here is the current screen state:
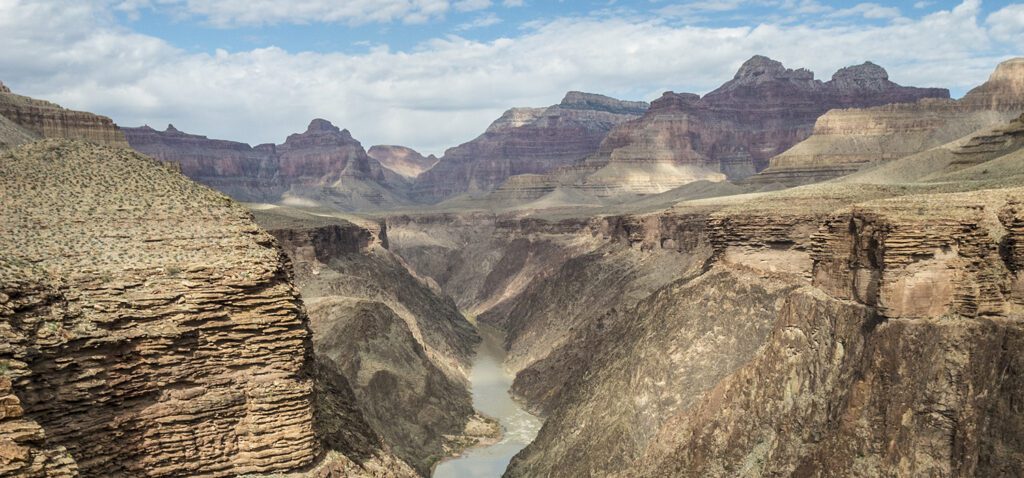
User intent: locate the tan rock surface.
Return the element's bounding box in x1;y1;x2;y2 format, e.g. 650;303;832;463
0;140;317;477
0;86;127;149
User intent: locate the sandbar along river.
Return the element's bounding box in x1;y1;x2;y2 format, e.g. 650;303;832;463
433;324;542;477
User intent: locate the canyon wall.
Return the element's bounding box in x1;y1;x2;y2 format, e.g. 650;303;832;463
0;139;422;478
485;56;949;204
750;57;1024;187
255;208;487;476
0;140;318;476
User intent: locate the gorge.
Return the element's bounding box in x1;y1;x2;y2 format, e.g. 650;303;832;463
2;50;1024;478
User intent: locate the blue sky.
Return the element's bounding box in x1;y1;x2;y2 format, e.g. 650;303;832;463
118;1;1020;56
1;0;1022;153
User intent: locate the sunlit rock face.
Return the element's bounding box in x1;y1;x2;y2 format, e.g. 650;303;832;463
750;57;1024;187
0;140;318;477
368;145;438;179
0;82;128;149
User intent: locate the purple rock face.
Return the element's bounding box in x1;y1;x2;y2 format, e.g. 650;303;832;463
411;92;649;202
590;55;951;180
124;119;389;204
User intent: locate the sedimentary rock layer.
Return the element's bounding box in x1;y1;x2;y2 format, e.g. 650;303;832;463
750;57;1024;186
368;145;438;178
125;119;407;210
256;208;482;476
411;91;648;202
0;140;317;477
492;186;1024;477
493;56;949;203
0;85;127;149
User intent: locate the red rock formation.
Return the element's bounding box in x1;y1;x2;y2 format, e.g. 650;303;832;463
368;145;438;178
411;91;648;202
750;57;1024;187
121;124;283;200
277;118;385;184
125;119;408;210
591;56;948;184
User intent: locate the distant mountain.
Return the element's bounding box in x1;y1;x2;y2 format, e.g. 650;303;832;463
411;91;649;203
124;119;410;211
490;55;950;204
750;57;1024;187
368;145;438;178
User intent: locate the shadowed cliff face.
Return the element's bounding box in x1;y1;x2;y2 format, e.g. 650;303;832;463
389;173;1024;477
255;209;485;476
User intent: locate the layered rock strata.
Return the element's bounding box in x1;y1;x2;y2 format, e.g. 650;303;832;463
411;92;648;202
490;56;949;203
124;119;407;210
0;84;127;149
0;140;318;477
751;57;1024;186
255;208;483;476
367;145;438;178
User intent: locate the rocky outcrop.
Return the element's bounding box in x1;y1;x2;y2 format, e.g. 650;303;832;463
492;186;1024;477
411;92;648;202
121;124;283;200
486;56;947;205
125;120;409;210
367;145;438;178
255;208;483;476
962;57;1024;111
0;85;127;149
750;58;1024;187
0;140;318;477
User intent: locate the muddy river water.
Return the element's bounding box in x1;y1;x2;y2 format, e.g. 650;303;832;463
433;325;542;477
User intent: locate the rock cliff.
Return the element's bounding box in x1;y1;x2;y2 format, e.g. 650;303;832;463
254;208;485;476
751;57;1024;187
0;84;127;149
0;140;318;476
121;124;283;200
411;92;648;202
509;56;949;201
124;119;409;210
368;145;438;179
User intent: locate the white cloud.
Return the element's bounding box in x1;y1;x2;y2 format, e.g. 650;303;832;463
830;3;902;20
0;0;1016;155
142;0;457;27
987;4;1024;42
502;0;523;6
913;1;933;8
454;0;491;12
456;12;501;30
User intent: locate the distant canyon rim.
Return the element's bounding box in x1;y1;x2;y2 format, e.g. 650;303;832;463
1;53;1023;478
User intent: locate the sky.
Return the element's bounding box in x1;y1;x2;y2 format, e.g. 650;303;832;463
0;0;1022;155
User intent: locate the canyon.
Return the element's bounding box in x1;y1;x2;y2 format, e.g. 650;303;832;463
2;54;1024;478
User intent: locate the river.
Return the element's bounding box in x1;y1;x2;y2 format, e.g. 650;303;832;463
433;324;542;478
